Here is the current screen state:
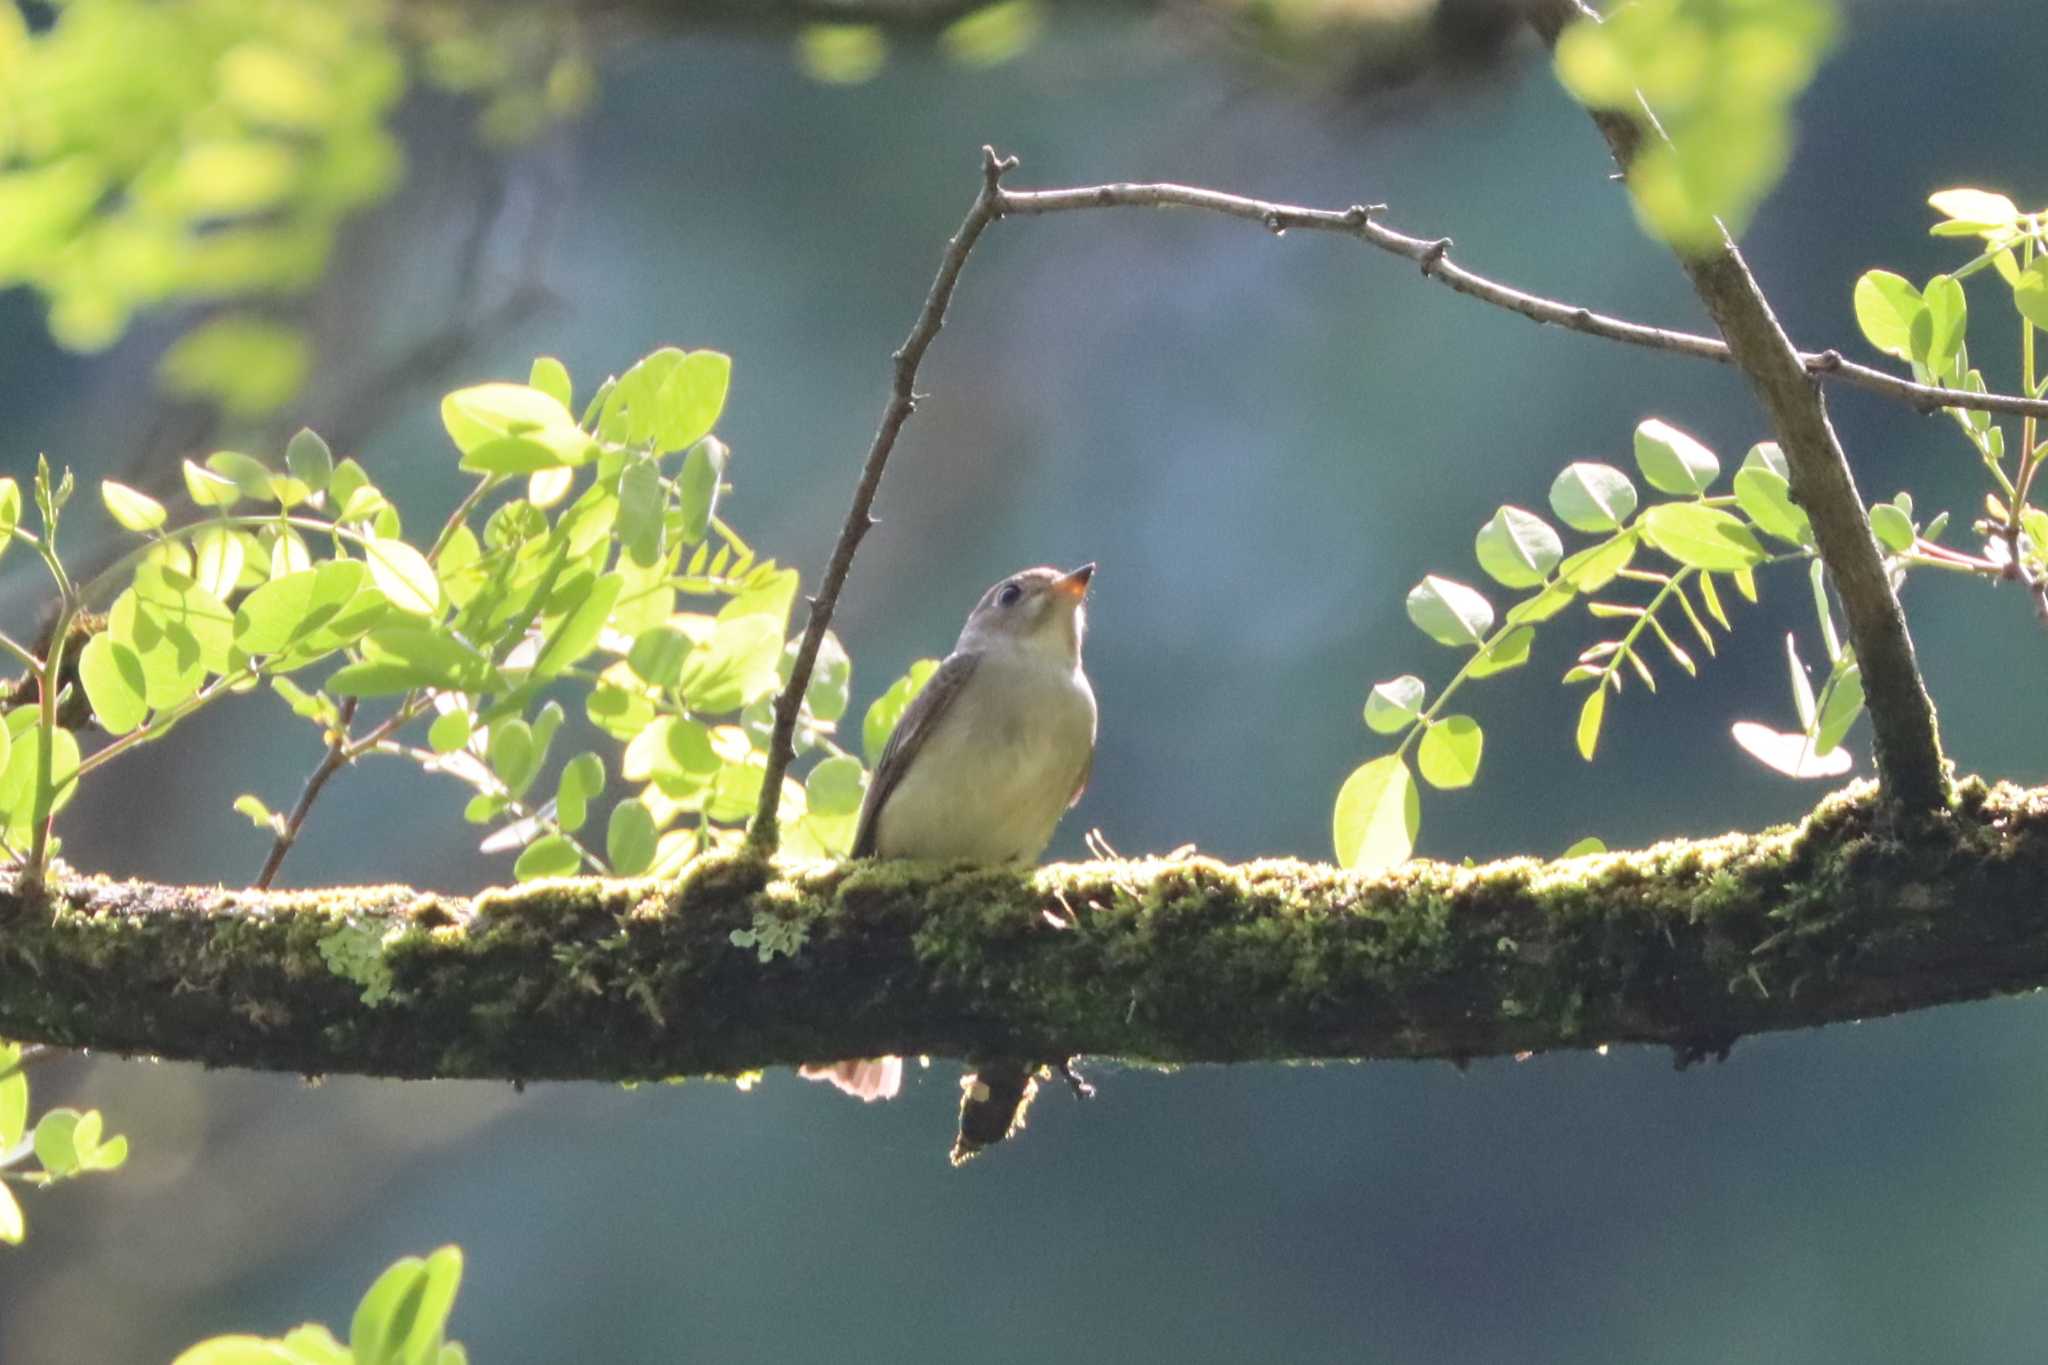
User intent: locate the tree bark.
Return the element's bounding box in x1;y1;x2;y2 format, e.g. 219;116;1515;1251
2;778;2043;1082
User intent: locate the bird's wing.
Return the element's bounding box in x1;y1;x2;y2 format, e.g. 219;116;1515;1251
852;652;980;857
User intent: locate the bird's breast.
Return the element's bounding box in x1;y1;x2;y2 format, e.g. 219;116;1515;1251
873;654;1096;863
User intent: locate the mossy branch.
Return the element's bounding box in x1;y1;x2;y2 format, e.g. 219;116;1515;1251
2;779;2044;1082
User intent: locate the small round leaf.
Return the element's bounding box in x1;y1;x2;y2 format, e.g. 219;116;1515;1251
1405;575;1494;649
1332;754;1419;871
1416;715;1483;789
1633;419;1720;495
1549;462;1638;533
1474;506;1563;588
1363;675;1425;734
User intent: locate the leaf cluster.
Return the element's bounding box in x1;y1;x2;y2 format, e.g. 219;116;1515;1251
0;1040;129;1246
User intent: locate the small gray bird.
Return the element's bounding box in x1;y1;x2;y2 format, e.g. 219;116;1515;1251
802;563;1098;1102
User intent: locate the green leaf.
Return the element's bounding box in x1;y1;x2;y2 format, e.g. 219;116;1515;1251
864;659;940;763
1363;675;1425;735
1332;754;1419;871
78;633;149;735
0;1053;25;1149
489;719;537;795
1467;625;1535;679
1561;836;1606;857
182;460;242;509
171;1336;308;1364
1732;465;1812;545
805;755;866;818
285;428;334;494
617;458;663;568
1633;419;1719;495
514;835;582;881
1915;274;1966;379
441;382;590;467
101;480;167;532
193;526;246;600
350;1255;430;1365
678;615;786;713
1506;579;1576;626
34;1106;80;1175
1405;575;1493;648
429;710;473;754
362;536;441;617
1558;534;1637;592
532;573;623;681
607;799;658;875
460;436;567;476
1814;661;1864;755
1640;503;1768;572
655;351;732;453
528;356;573;410
1927;188;2019;236
1868;501;1915;552
0;478;18;562
1416;715;1483;790
2013;257;2048;332
207;450;283;502
0;1180;20;1246
555;752;605;833
802;631;853;722
1853;270;1923;360
1576;684;1607;762
233;794;279;831
675;438;727;545
628;626;691;690
1474;505;1563;588
1548;461;1638;533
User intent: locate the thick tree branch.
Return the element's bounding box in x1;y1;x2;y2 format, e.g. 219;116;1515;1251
1527;0;1949;815
4;780;2045;1081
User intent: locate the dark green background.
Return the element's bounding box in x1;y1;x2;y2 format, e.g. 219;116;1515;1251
4;4;2047;1360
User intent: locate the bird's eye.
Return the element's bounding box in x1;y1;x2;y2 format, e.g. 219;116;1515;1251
996;582;1024;608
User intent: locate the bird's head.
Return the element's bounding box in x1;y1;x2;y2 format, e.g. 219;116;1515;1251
956;563;1094;662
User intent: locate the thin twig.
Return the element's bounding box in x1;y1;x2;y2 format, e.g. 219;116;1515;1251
747;146;1018;853
997;181;2048;421
255;697;360;890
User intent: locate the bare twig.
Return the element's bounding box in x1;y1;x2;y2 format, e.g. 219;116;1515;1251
748;146;1018;853
1526;0;1948;817
996;182;2048;422
255;697;360;890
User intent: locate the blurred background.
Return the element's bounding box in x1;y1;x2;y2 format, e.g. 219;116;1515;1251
5;1;2048;1360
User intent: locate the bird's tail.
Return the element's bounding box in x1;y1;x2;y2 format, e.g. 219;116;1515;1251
799;1056;904;1102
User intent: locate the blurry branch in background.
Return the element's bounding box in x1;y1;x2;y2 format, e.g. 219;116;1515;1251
1526;0;1947;817
5;779;2048;1085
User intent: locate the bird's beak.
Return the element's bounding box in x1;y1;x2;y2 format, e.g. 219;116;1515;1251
1052;563;1095;601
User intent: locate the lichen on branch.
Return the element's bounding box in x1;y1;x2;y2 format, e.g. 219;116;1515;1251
3;779;2045;1082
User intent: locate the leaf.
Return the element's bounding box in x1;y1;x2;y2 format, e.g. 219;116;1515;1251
803;631;853;722
1915;274;1967;379
2014;257;2048;332
182;460;242;509
1467;625;1534;679
805;755;866;818
78;633;149;735
528;356;573;410
1416;715;1483;790
1633;419;1720;495
1813;662;1864;755
350;1255;431;1365
34;1106;80;1175
1732;466;1812;546
1363;675;1425;735
1927;188;2019;235
532;573;623;680
1332;754;1419;871
864;659;940;764
233;794;279;831
489;719;536;795
362;537;441;617
1558;534;1637;592
1853;270;1923;360
1731;720;1853;779
285;428;334;494
1548;462;1638;533
678;615;786;713
1640;503;1768;572
0;1053;25;1148
459;436;566;476
1561;837;1606;857
555;752;605;833
1576;684;1607;762
654;351;732;453
193;526;246;600
171;1336;307;1364
0;1181;19;1246
1786;633;1817;732
675;438;727;545
514;835;582;881
1474;506;1563;588
441;382;590;467
1868;501;1915;552
101;480;167;532
1405;575;1494;648
428;710;473;754
607;799;658;875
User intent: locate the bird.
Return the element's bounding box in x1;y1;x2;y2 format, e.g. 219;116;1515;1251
801;563;1098;1104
